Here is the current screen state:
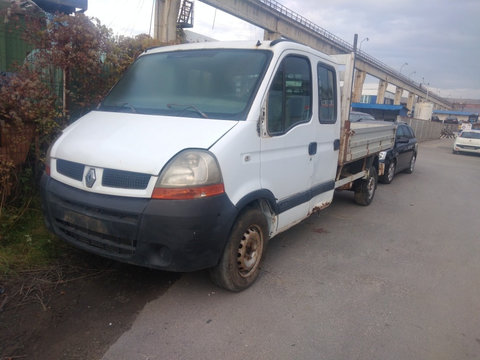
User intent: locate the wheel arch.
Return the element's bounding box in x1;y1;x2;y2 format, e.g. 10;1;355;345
234;189;277;237
369;154;379;172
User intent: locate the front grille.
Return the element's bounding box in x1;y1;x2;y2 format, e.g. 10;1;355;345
102;169;151;189
55;219;135;255
57;159;84;181
57;159;151;190
55;218;135;255
49;193;141;257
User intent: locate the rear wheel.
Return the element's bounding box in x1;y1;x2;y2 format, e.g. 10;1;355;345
379;160;395;184
354;166;378;206
405;154;416;174
210;207;268;292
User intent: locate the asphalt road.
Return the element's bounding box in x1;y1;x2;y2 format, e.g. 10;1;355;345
102;138;480;360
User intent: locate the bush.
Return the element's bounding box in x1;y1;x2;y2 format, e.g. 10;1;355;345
0;4;169;271
0;7;162;209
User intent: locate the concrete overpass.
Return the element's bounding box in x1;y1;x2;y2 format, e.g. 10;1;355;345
154;0;452;111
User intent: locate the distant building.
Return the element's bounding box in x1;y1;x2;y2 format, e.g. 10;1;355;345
184;30;215;43
451;99;480;114
351;103;409;121
432;110;478;124
359;83;396;105
431;99;480;124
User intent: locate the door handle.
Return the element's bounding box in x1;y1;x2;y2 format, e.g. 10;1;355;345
308;142;317;155
333;139;340;150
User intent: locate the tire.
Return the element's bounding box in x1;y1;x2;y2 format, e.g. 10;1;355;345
210;207;269;292
379;160;395;184
405;154;416;174
354;166;378;206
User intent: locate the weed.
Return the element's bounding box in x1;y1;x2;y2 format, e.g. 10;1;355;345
0;195;66;275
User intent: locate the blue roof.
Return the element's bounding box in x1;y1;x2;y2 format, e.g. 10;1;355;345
433;110;479;116
352;103;405;111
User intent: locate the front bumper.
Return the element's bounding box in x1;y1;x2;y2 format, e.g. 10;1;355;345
454;144;480;154
41;174;238;272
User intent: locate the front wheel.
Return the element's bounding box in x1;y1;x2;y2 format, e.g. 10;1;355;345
354;166;378;206
379;160;395;184
210;207;269;292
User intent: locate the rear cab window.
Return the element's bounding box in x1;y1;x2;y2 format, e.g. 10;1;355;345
317;63;337;124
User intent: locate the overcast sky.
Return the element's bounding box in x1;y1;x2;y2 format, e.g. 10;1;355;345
86;0;480;99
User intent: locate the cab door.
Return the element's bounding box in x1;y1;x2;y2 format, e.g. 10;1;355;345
309;62;341;212
260;54;315;232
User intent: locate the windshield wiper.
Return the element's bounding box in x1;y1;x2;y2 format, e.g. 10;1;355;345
120;102;137;113
167;103;208;118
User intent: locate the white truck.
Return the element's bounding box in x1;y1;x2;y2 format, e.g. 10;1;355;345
41;40;395;291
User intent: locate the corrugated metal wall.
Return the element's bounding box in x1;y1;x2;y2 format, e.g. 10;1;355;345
0;6;34;72
0;4;63;99
398;117;444;141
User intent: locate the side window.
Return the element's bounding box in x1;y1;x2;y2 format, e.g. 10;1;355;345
317;64;337;124
396;125;407;138
406;126;415;138
267;56;312;135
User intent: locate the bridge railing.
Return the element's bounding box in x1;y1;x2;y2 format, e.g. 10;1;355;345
255;0;448;106
257;0;352;52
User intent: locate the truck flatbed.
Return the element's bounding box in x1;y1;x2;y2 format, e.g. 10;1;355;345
342;121;396;164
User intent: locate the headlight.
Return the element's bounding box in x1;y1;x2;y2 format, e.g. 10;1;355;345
379;151;387;161
152;150;224;200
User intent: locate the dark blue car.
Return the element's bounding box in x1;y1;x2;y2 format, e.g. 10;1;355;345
379;122;418;184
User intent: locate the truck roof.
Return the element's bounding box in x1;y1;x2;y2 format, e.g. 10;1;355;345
142;39;337;64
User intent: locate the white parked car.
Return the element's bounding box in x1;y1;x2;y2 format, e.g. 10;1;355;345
453;129;480;155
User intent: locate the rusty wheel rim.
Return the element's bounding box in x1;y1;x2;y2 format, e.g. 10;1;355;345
237;225;263;278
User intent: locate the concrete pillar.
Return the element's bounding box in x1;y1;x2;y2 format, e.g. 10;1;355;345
376;80;387;104
352;70;366;103
264;30;281;41
154;0;181;43
394;87;403;105
407;92;416;112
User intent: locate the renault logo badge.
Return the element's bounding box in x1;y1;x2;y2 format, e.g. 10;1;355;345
85;168;96;188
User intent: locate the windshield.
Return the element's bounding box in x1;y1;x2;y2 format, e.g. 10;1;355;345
460;131;480;139
99;49;272;120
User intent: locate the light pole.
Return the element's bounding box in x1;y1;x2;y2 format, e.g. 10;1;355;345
408;70;416;78
421;78;430;102
359;37;369;51
400;62;408;73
